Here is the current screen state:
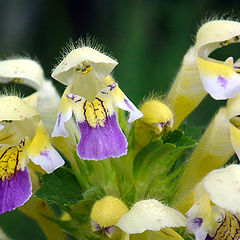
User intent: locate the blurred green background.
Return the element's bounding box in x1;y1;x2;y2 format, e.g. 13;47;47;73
0;0;240;239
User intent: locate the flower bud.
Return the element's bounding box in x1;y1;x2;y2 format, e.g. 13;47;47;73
135;99;173;149
91;196;128;228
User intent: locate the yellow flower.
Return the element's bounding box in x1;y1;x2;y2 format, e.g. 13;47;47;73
0;95;64;214
173;93;240;212
90;196;186;240
186;164;240;240
167;20;240;127
51;45;143;160
135;99;173;149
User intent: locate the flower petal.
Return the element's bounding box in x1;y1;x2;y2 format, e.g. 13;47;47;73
0;167;32;214
65;83;128;160
116;199;186;234
202;164;240;214
0;124;4;131
0;59;44;90
29;146;65;174
198;57;240;99
51;87;72;138
52;46;118;85
112;86;143;122
77;113;127;160
195;20;240;58
229;117;240;160
28;122;64;173
0;96;39;121
37;80;61;133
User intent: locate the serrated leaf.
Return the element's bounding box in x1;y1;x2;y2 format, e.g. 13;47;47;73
162;129;183;144
35;168;83;206
133;129;196;201
162;129;196;148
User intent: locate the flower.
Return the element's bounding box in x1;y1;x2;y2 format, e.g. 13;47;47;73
186;164;240;240
116;199;186;239
195;20;240;100
135;99;173;149
51;45;143;160
0;95;64;214
0;57;79;166
91;196;128;238
167;19;240;127
90;196;186;239
172;107;234;211
173;92;240;212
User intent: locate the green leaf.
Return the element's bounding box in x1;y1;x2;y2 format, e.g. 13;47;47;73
162;129;196;148
80;186;105;209
133;130;196;201
83;186;105;201
35;168;83;206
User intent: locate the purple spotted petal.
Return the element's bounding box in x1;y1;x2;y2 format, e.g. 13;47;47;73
187;217;208;240
77;113;127;160
0;167;32;214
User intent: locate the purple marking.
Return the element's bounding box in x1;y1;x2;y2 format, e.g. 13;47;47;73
91;220;116;236
0;167;32;214
91;221;102;231
217;76;227;88
192;218;203;227
76;113;127;160
75;98;82;103
57;113;61;127
124;98;134;111
66;93;76;100
40;150;49;157
105;226;116;236
107;83;117;91
100;91;107;94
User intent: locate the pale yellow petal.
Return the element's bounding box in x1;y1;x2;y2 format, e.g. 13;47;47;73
167;47;206;128
0;96;39;121
195;20;240;57
52;46;118;85
117;199;186;234
0;58;44;90
202;164;240;214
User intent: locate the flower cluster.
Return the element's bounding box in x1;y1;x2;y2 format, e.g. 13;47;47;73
1;19;240;240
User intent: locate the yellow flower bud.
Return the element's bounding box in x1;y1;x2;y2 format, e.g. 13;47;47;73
91;196;128;228
135;99;173;149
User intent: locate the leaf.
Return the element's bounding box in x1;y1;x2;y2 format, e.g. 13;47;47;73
133;130;196;201
35;168;83;206
83;186;105;202
162;129;196;148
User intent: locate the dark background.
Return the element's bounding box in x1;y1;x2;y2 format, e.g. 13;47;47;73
0;0;239;239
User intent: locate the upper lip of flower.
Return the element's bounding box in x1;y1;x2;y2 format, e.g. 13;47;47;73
51;46;118;86
0;58;45;90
